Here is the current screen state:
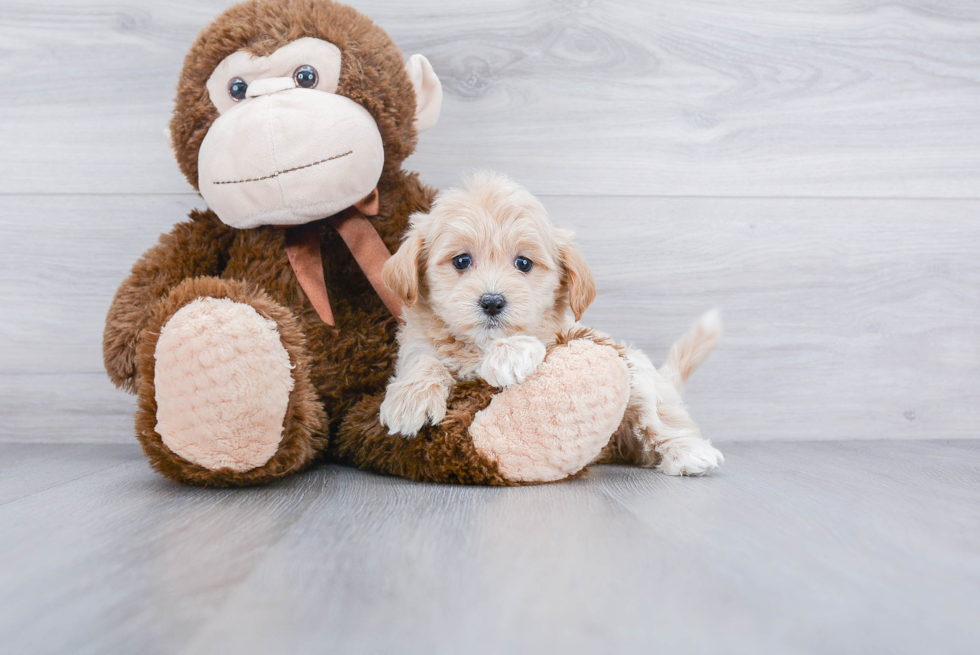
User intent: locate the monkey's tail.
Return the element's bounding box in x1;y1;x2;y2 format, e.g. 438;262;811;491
659;309;722;394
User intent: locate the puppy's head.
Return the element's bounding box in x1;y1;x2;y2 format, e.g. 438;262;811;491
383;171;595;342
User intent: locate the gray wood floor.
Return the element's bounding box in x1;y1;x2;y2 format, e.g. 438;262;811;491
2;2;980;653
1;440;978;655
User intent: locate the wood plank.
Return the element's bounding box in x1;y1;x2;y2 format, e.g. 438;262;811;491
0;194;201;375
0;450;335;655
558;195;980;442
0;442;139;505
2;441;968;654
1;0;978;196
0;374;135;444
593;440;980;655
2;194;977;443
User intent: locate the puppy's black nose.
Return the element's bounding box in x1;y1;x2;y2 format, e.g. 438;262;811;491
480;293;506;317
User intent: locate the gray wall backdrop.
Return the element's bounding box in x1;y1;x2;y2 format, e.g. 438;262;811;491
1;0;978;443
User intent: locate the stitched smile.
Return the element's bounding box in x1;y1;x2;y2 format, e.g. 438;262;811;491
212;150;353;185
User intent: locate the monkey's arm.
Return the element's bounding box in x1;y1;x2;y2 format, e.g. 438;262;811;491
103;210;234;392
335;332;630;485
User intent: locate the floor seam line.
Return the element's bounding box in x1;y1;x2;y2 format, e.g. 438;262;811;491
0;459;137;508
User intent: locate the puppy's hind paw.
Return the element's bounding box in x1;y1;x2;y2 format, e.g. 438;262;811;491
657;440;725;476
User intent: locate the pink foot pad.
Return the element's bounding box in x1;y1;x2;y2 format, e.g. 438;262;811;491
153;298;294;472
469;339;630;483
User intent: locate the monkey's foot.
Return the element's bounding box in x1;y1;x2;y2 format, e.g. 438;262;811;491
469;339;630;483
134;278;325;486
154;297;294;472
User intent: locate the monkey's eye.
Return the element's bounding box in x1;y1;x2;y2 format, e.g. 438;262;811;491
514;256;533;273
228;77;248;101
293;65;318;89
452;254;472;271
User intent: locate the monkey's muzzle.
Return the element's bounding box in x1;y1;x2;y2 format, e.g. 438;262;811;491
197;89;385;230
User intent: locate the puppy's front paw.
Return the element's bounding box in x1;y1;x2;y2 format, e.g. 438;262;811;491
480;336;547;388
657;440;725;476
379;378;449;438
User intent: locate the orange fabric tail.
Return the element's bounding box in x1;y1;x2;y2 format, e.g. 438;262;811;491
328;209;403;322
284;223;336;326
282;189;402;326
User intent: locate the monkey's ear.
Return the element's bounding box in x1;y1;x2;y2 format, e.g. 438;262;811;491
406;54;442;132
556;229;596;322
383;226;425;308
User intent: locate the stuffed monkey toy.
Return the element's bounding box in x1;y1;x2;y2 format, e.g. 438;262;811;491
103;0;630;487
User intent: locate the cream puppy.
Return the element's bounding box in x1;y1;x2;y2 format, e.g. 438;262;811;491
379;172;724;476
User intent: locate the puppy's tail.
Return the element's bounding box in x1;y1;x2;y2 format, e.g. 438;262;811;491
659;309;722;393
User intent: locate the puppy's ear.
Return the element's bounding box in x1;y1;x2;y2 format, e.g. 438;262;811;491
383;226;424;307
556;229;596;322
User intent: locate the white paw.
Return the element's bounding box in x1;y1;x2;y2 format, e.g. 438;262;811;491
479;336;547;388
379;377;449;438
657;440;725;476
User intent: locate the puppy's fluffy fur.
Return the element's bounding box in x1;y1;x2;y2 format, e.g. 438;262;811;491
380;172;724;476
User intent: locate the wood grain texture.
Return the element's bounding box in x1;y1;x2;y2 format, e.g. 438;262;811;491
0;442;136;504
0;441;977;654
0;194;199;376
0;374;135;444
2;4;978;651
0;443;333;655
0;0;978;196
2;194;977;443
559;195;980;442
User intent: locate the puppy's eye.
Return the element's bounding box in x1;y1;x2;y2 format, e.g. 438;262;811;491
228;77;248;101
452;254;472;271
293;65;318;89
514;256;533;273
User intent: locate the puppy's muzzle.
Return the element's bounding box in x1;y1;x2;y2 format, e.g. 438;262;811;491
480;293;506;317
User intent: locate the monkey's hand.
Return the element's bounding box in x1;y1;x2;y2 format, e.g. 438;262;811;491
479;335;547;388
379;358;453;438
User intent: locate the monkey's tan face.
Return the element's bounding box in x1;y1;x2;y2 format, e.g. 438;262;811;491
197;37;440;229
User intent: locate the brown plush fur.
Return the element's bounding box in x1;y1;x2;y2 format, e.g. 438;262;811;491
103;211;236;393
335;334;618;486
104;0;456;485
134;277;327;486
103;0;627;486
170;0;418;192
335;381;511;486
